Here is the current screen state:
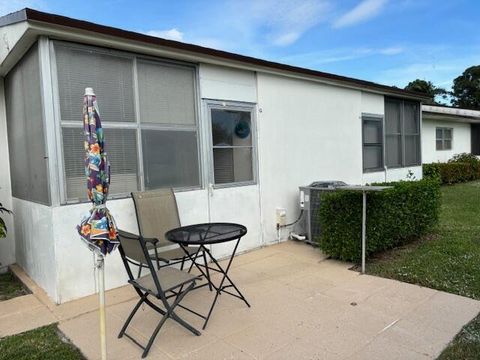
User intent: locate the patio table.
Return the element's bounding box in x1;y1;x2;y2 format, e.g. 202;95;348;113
165;222;250;329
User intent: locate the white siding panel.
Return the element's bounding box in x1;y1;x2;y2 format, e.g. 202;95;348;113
199;64;256;103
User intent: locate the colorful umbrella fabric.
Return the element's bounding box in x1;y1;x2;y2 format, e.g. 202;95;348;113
77;88;118;255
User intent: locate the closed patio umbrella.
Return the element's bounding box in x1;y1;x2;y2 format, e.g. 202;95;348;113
77;87;118;360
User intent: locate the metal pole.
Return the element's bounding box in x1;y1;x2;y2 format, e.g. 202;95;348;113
96;253;107;360
361;191;367;274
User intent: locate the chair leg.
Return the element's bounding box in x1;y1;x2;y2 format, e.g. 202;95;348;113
119;295;146;338
154;247;160;270
137;265;142;279
202;251;212;291
142;283;200;358
142;312;169;358
180;257;185;271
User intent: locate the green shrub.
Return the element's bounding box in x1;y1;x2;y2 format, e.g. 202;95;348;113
317;179;441;262
423;162;477;184
424;153;480;184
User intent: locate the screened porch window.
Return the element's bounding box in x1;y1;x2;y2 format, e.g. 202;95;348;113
5;42;50;205
54;42;200;202
384;98;421;168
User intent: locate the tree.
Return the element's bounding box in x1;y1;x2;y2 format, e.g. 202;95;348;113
404;79;448;105
451;65;480;110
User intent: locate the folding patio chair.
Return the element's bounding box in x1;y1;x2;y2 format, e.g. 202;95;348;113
117;230;201;358
131;189;210;283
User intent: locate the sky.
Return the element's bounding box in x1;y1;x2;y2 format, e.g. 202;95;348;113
3;0;479;91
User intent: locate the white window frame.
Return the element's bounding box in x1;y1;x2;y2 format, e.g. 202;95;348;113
205;100;258;188
436;127;453;151
48;40;203;204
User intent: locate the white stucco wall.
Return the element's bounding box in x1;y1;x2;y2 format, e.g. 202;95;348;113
0;78;15;272
5;56;425;303
13;198;57;299
257;74;363;243
422;118;471;163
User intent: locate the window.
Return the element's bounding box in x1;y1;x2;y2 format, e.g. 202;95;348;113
54;42;200;202
5;43;51;205
362;115;384;172
385;98;421;167
436;127;453;151
209;106;255;185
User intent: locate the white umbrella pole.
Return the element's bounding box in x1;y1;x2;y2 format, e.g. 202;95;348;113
96;253;107;360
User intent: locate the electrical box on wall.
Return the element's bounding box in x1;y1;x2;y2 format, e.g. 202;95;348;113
276;208;287;226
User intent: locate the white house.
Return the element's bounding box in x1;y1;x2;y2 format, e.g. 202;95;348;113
422;104;480;163
0;9;428;303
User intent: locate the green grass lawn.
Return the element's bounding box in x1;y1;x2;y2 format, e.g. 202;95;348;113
367;180;480;299
0;272;29;301
438;313;480;360
367;180;480;359
0;324;85;360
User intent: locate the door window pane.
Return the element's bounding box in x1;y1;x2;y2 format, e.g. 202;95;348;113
137;60;196;125
211;109;252;146
142;130;199;189
55;43;135;123
213;148;253;184
211;108;254;184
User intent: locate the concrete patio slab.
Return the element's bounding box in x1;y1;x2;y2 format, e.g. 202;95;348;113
3;240;480;359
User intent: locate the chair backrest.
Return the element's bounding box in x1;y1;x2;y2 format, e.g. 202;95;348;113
131;189;181;247
117;230;163;293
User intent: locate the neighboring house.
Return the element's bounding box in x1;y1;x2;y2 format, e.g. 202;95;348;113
422;105;480;163
0;9;428;303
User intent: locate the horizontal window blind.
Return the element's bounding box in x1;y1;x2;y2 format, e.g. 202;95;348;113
55;43;135;123
62;127;139;201
54;41;201;202
137;60;196;125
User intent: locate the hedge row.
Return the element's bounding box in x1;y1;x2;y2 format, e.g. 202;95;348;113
423;162;478;184
316;179;441;262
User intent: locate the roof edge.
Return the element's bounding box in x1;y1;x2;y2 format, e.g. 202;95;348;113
0;8;27;27
3;8;429;100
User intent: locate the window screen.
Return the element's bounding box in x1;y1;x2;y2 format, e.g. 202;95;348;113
362;116;383;172
141;130;199;189
5;43;50;205
55;43;135;123
137;60;196;125
62;127;139;201
54;41;200;202
211;108;254;184
385;99;402;167
436;127;453;150
384;98;421;167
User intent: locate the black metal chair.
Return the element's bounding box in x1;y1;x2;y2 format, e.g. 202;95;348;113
117;230;201;358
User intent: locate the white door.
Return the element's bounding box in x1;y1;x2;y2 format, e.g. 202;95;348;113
204;101;262;259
